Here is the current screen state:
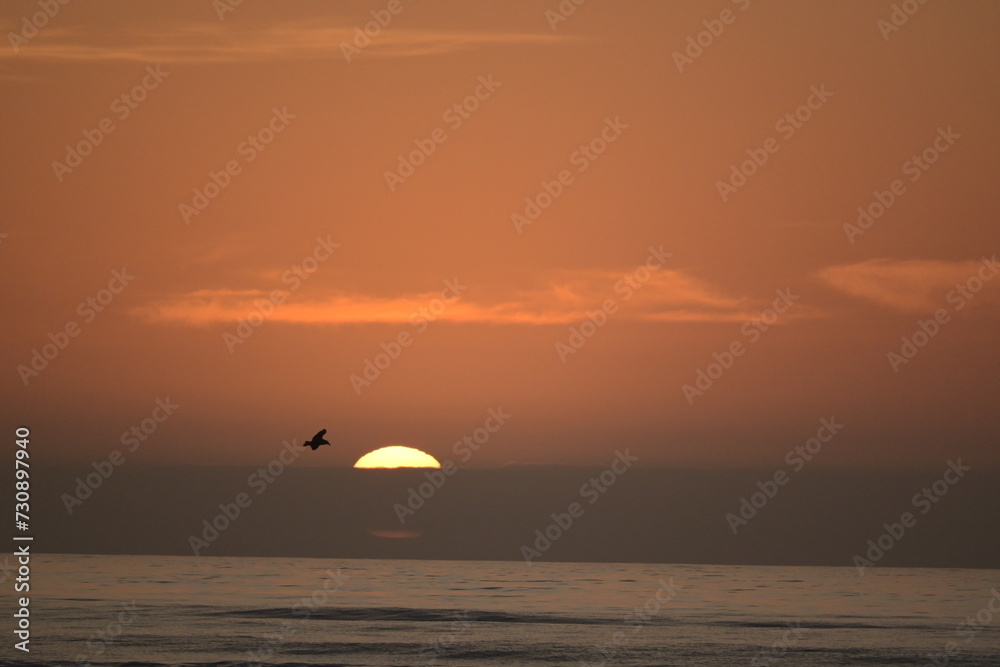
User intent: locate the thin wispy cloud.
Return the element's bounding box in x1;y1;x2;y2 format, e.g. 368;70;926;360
817;257;999;312
133;269;799;326
1;20;576;63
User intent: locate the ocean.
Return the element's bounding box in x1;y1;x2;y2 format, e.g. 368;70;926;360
7;554;999;666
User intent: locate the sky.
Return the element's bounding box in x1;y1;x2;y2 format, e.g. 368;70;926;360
3;0;999;477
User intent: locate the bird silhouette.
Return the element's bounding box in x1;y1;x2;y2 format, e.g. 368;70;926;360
303;429;331;451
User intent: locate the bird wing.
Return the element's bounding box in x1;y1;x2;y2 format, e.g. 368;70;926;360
313;429;327;440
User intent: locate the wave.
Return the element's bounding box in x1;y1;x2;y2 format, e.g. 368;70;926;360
211;604;608;625
192;605;950;634
711;619;936;631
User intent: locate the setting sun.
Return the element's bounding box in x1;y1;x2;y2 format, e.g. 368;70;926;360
353;446;441;469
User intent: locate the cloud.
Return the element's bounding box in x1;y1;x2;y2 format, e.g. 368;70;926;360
817;257;999;311
1;20;576;63
133;268;807;327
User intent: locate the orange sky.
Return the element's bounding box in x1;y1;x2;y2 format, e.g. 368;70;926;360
3;0;998;470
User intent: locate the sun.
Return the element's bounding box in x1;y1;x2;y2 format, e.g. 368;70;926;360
353;446;441;469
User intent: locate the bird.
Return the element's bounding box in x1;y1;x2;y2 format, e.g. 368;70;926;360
303;429;331;450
